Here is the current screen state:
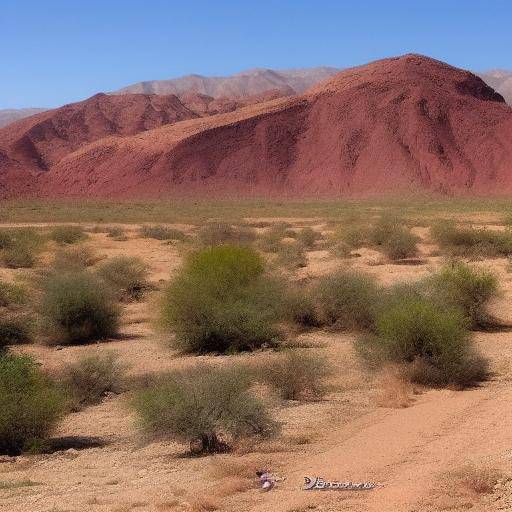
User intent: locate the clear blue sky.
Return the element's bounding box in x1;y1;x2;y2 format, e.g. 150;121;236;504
2;0;511;109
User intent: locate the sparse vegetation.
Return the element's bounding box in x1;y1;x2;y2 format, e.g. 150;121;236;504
50;225;87;245
40;271;119;345
315;270;379;330
0;313;34;347
51;245;99;272
133;365;276;454
284;286;320;328
106;226;127;240
161;245;283;353
258;351;331;400
140;225;186;241
0;281;26;308
0;228;44;268
0;354;65;455
296;227;322;248
274;241;307;269
357;296;488;387
198;222;256;246
61;353;124;408
431;222;512;257
97;256;149;301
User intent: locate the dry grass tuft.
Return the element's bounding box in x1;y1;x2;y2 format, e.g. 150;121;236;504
447;464;503;495
373;365;416;408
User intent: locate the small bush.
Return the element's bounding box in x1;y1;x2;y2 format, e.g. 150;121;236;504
431;222;512;257
382;229;419;260
40;271;119;345
97;256;149;301
275;242;307;269
198;222;256;246
315;271;380;330
258;223;296;253
357;297;487;387
258;351;331;400
0;354;65;455
133;365;276;454
296;227;322;248
161;245;283;353
106;226;127;240
0;281;26;308
0;228;44;268
429;263;498;329
0;314;34;348
50;225;87;245
61;353;124;408
51;246;99;272
283;287;320;328
140;225;186;241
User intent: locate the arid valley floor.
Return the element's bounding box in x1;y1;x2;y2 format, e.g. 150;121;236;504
1;200;512;512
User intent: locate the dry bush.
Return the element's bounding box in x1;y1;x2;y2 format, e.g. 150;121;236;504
60;353;125;408
140;225;186;241
283;286;320;329
40;271;120;345
214;476;253;497
0;313;34;348
257;351;331;400
198;222;256;246
296;227;322;248
161;245;283;354
315;270;380;331
106;226;127;240
0;281;26;308
274;241;307;269
373;365;415;408
132;365;277;454
258;222;296;253
0;228;44;268
189;496;220;512
50;225;87;245
52;245;99;272
431;222;512;257
97;256;149;301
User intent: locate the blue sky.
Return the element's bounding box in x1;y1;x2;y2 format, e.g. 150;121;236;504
2;0;511;109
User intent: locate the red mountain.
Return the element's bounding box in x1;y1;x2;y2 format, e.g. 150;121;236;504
2;54;512;199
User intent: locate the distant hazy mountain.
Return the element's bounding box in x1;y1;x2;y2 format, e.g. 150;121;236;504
114;67;341;98
0;108;47;128
477;70;512;105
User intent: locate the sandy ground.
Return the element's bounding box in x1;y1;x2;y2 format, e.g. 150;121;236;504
0;221;511;512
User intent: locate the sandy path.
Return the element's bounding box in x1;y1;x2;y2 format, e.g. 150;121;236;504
239;377;512;512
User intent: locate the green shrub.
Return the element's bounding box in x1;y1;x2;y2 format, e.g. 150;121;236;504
339;226;370;248
132;365;276;454
381;229;419;260
161;245;283;353
40;272;119;345
0;354;65;455
0;228;44;268
198;222;256;246
0;282;26;308
429;263;498;329
97;256;149;301
61;353;124;408
275;241;307;269
315;271;380;330
50;225;87;245
0;314;34;348
51;246;98;272
284;287;320;328
357;297;487;387
258;351;331;400
296;227;322;248
431;222;512;257
140;225;185;241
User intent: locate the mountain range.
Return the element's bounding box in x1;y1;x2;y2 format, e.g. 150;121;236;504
2;54;512;199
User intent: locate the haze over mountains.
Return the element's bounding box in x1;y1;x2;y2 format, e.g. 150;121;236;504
2;54;512;199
